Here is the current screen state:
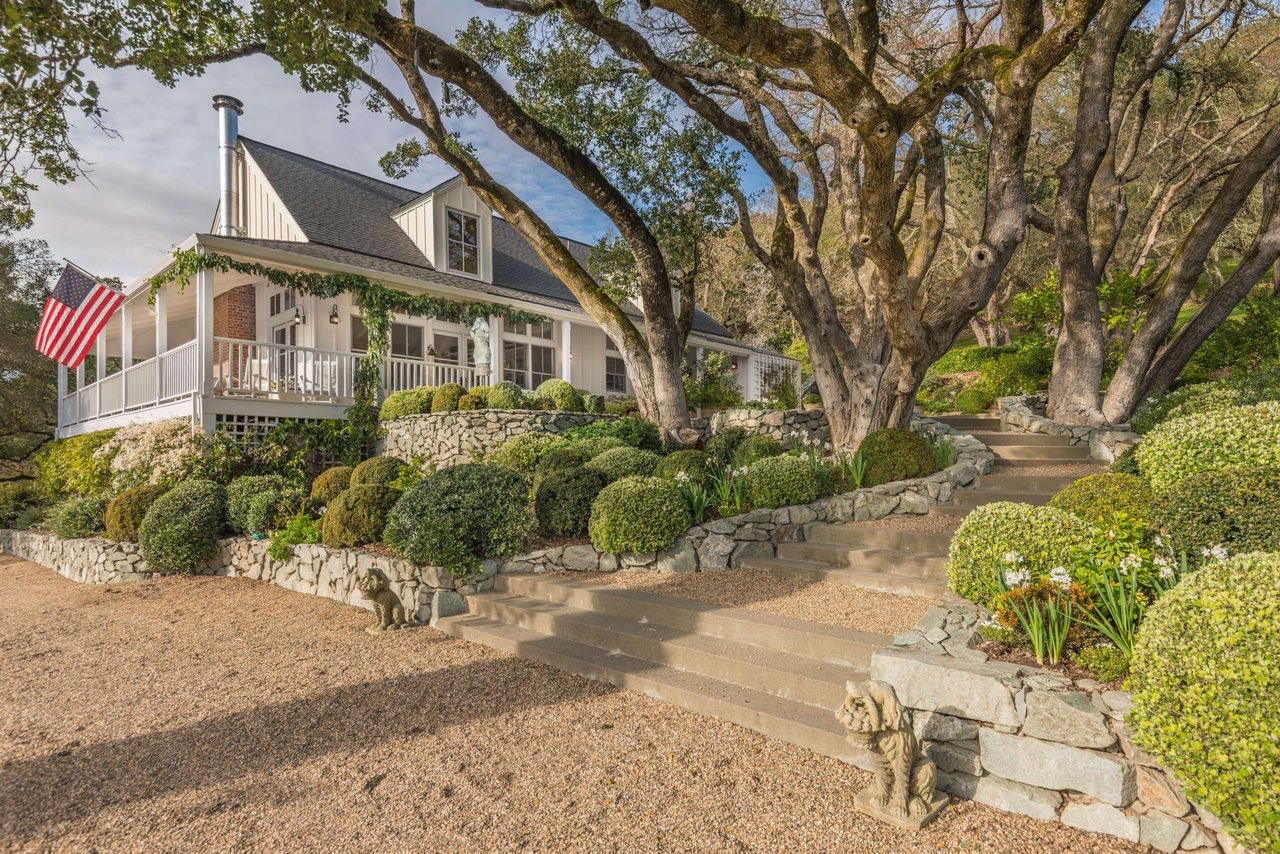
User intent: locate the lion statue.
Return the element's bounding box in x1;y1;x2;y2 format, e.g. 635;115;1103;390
355;570;412;634
836;680;946;828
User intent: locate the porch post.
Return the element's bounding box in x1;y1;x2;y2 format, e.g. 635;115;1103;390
57;363;68;430
120;301;134;369
560;319;572;383
154;284;168;354
75;357;85;391
490;315;503;383
196;266;214;396
95;329;106;413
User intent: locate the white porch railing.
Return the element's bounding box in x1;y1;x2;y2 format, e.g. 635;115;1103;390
383;354;489;392
58;340;200;429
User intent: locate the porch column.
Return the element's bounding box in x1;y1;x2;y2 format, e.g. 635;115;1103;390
75;357;85;391
196;266;214;395
560;319;572;382
490;315;503;383
57;363;68;429
154;284;168;354
120;301;134;369
95;329;107;413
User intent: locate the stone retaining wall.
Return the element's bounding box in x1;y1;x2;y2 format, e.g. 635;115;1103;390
998;395;1141;464
691;408;831;447
875;595;1239;854
380;410;618;468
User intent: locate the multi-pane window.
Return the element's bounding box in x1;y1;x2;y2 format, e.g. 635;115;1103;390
351;317;423;359
432;332;476;366
530;345;556;386
269;289;296;317
502;340;527;385
502;323;557;389
605;337;627;393
447;209;479;275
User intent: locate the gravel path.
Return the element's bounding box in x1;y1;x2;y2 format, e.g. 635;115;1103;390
0;556;1147;853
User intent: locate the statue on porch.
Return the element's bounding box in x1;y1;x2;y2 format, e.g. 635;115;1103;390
470;317;491;378
836;679;948;829
355;569;413;634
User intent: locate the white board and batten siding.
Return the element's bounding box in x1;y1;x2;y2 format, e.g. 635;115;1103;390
392;180;494;283
236;148;307;242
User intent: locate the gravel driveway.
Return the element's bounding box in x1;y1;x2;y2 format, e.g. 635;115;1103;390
0;556;1146;852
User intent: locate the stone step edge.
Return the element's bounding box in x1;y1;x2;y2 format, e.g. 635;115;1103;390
741;557;947;597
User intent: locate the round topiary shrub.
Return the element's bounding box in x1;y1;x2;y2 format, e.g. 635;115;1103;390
384;463;534;575
379;387;435;420
244;486;306;535
310;465;353;506
320;484;399;548
226;475;290;534
946;502;1093;608
734;434;783;465
350;455;408;488
50;495;109;539
1109;444;1142;476
703;426;747;471
1151;467;1280;561
1128;552;1280;852
566;416;661;452
138;480;226;573
582;393;605;414
486;380;525;409
654;449;712;487
489;432;568;474
583;446;660;483
745;455;820;509
1047;473;1153;525
534;447;591;482
589;476;691;554
953;387;995;414
570;435;626;460
431;382;466;413
859;428;937;487
105;484;169;542
1136;401;1280;492
457;392;486;411
536;467;607;537
530;378;584;412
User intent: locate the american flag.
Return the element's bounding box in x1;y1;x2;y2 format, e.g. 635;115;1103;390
35;263;124;369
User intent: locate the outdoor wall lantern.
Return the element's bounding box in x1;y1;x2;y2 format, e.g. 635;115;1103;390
329;304;340;324
292;306;306;326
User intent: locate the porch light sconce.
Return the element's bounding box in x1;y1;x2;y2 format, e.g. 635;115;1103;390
730;358;739;371
292;306;306;326
426;345;436;362
328;304;340;325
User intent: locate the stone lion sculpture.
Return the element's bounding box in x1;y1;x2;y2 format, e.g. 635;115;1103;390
836;679;947;829
355;570;412;634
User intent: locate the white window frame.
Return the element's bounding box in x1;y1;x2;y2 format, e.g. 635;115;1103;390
445;208;480;277
605;336;628;394
502;322;558;389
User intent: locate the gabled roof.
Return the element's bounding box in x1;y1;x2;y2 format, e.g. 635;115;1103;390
234;137;734;340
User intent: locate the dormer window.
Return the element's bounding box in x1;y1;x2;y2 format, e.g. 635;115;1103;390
447;209;479;275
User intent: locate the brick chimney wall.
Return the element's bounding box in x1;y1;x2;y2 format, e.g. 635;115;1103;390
213;284;256;340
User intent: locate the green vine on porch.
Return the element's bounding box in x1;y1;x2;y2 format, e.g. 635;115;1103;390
147;249;547;452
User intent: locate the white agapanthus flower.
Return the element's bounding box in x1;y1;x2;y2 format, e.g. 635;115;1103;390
1004;569;1030;588
674;470;691;485
1003;552;1024;565
1118;554;1143;574
1049;566;1072;590
1202;544;1229;563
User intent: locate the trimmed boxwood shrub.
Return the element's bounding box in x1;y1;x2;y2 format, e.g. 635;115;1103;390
565;416;662;452
582;393;605;414
1047;473;1153;524
1136;401;1280;492
486;380;525;409
703;426;747;471
530;378;584;412
745;455;820;509
50;496;109;539
384;463;535;575
1151;467;1280;561
859;428;937;487
953;387;995;414
734;434;782;465
138;480;227;574
570;435;626;460
350;455;408;488
489;432;568;474
583;446;660;483
105;484;169;542
654;449;712;487
946;502;1093;608
244;487;306;535
1128;552;1280;852
379;387;434;420
589;476;691;554
320;484;399;548
310;465;353;506
226;475;290;534
1109;444;1142;476
431;382;466;413
536;468;607;537
457;392;486;411
534;447;590;481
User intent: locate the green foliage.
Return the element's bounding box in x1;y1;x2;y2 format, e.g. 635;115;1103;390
486;380;525;409
350;455;408;488
1048;473;1153;524
246;487;306;535
762;372;799;410
1131;382;1214;434
226;475;290;534
703;426;747;471
946;502;1093;608
582;393;605;414
953;387;995;414
490;432;568;474
385;463;535;576
685;351;743;408
734;434;782;465
50;495;108;539
975;343;1053;397
1135;402;1280;492
379;387;435;420
267;514;322;562
104;484;169;542
745;455;819;509
654;449;712;487
1072;645;1129;682
320;485;398;548
457;391;486;411
310;466;353;506
569;435;627;460
1190;293;1280;375
565;416;662;452
1151;467;1280;562
534;446;590;479
858;428;937;487
583;446;660;483
589;476;691;554
535;467;607;537
1109;444;1142;476
0;482;49;529
431;382;466;413
1128;552;1280;852
530;378;584;412
138;480;226;574
924;434;956;470
35;429;116;498
930;345;1019;375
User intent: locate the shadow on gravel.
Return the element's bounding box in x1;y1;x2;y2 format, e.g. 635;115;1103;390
0;655;608;841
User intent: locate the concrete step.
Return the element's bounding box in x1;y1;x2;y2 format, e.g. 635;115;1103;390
435;614;875;771
776;542;947;579
465;592;866;708
809;526;955;554
953;489;1053;508
974;473;1079;493
991;444;1092;461
740;556;947;597
495;575;884;668
990;456;1097;468
932;415;1003;430
980;433;1076;447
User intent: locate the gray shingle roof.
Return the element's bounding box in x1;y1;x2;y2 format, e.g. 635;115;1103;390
235;137;733;340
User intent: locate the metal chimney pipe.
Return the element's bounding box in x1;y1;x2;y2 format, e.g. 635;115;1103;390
212;95;244;237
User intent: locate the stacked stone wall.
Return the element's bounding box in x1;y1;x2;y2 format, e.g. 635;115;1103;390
998;395;1141;463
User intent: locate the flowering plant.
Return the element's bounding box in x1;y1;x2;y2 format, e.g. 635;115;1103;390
788;436;833;491
708;465;750;516
994;553;1080;665
675;470;713;523
96;419;208;491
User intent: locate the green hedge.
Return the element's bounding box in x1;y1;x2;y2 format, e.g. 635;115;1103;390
226;475;290;534
654;450;712;487
535;467;607;537
1151;467;1280;561
35;429;117;498
953;387;995;414
431;382;466;413
530;379;584;412
734;434;782;465
138;480;226;573
320;484;398;548
583;393;605;414
385;463;534;576
746;455;820;509
1047;473;1153;524
350;455;408;488
534;447;591;482
564;416;661;452
1128;552;1280;852
457;392;486;411
379;387;435;420
105;484;169;542
589;476;691;554
703;426;747;471
859;428;937;487
489;432;568;474
946;502;1093;608
1109;444;1142;476
583;446;660;483
310;466;353;506
486;381;525;409
1135;402;1280;492
50;496;109;539
930;344;1018;375
569;435;626;460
